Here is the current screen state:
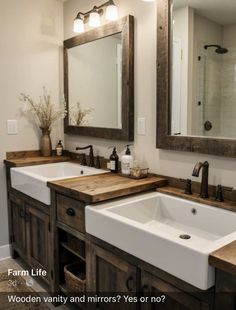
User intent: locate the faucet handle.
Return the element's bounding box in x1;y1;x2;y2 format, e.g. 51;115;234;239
95;156;101;169
180;179;193;195
215;185;233;202
80;154;87;166
88;146;95;167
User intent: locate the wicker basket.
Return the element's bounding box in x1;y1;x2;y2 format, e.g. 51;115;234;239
64;261;86;293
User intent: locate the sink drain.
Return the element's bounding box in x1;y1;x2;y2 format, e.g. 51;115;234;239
179;234;191;240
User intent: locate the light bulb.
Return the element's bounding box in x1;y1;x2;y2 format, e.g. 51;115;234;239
89;12;101;27
73;18;84;33
106;4;119;21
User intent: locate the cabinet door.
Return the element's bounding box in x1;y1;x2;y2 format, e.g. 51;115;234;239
87;242;137;310
10;197;26;257
26;204;51;282
141;271;210;310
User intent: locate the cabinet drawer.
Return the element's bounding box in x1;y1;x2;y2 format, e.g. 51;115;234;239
57;194;85;233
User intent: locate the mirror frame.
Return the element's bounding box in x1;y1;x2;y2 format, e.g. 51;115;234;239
156;0;236;157
64;15;134;141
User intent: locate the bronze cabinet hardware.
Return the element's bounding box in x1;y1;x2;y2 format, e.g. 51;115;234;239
215;185;233;202
126;276;134;292
95;155;101;169
76;145;95;167
66;208;76;217
180;178;192;195
192;161;209;198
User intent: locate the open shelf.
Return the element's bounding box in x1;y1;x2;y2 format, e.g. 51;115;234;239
60;242;85;261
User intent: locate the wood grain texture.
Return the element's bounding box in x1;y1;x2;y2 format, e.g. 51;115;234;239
4;155;71;167
64;15;134;141
156;0;236;158
6;150;41;159
156;186;236;213
209;242;236;276
48;174;167;203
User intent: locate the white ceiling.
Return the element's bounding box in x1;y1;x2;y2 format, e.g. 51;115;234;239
174;0;236;25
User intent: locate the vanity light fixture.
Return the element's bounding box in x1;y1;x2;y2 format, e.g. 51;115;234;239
106;1;119;21
73;14;85;33
73;0;119;33
89;10;101;27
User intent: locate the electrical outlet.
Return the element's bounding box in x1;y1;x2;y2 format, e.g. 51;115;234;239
7;120;18;135
137;117;146;135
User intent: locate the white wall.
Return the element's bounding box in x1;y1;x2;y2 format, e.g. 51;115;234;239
64;0;236;191
0;0;64;247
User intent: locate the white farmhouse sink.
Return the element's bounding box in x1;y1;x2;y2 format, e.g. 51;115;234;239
11;162;107;205
86;192;236;290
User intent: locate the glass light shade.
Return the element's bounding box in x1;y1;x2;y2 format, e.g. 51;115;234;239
106;5;119;21
142;0;155;2
89;12;101;27
73;18;84;33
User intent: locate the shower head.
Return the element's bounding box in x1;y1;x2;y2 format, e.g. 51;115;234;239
204;44;228;54
215;46;228;54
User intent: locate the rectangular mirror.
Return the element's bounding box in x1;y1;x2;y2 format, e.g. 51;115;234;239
157;0;236;157
64;15;134;141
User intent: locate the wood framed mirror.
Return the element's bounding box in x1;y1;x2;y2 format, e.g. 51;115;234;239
156;0;236;157
64;15;134;141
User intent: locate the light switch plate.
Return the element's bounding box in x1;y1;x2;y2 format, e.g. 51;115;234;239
7;120;18;135
137;117;146;135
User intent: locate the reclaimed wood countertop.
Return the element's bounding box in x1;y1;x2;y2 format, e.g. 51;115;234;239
157;186;236;213
48;174;167;203
209;242;236;276
4;155;71;167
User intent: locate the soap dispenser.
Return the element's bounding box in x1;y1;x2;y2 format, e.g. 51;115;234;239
109;147;119;173
56;140;63;156
121;145;134;175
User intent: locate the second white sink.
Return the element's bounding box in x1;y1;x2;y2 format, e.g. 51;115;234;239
86;192;236;290
11;162;107;205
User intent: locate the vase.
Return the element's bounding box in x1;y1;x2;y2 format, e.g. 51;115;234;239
40;128;52;157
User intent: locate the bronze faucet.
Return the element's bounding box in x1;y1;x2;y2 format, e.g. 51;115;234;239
192;161;209;198
76;145;95;167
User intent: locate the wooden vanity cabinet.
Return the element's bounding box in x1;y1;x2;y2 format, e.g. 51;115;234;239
86;237;214;310
86;241;137;310
9;192;51;284
141;271;211;310
10;195;27;258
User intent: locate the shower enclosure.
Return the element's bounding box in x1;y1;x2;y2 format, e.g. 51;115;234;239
195;43;236;138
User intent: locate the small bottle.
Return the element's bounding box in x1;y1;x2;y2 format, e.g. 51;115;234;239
121;145;134;175
109;147;119;173
56;140;63;156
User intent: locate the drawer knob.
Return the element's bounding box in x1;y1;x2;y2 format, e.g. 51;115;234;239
66;208;76;217
126;276;134;292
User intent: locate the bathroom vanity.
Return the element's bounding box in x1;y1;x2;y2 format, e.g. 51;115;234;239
4;152;236;310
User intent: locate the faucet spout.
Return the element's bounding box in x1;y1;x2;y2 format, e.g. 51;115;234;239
76;145;95;167
192;161;209;198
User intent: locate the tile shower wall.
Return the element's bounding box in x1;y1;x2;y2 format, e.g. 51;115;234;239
192;13;222;137
220;24;236;138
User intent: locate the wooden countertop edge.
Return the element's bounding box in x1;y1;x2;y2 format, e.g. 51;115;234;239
156;186;236;213
209;242;236;276
48;177;167;203
4;156;71;167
